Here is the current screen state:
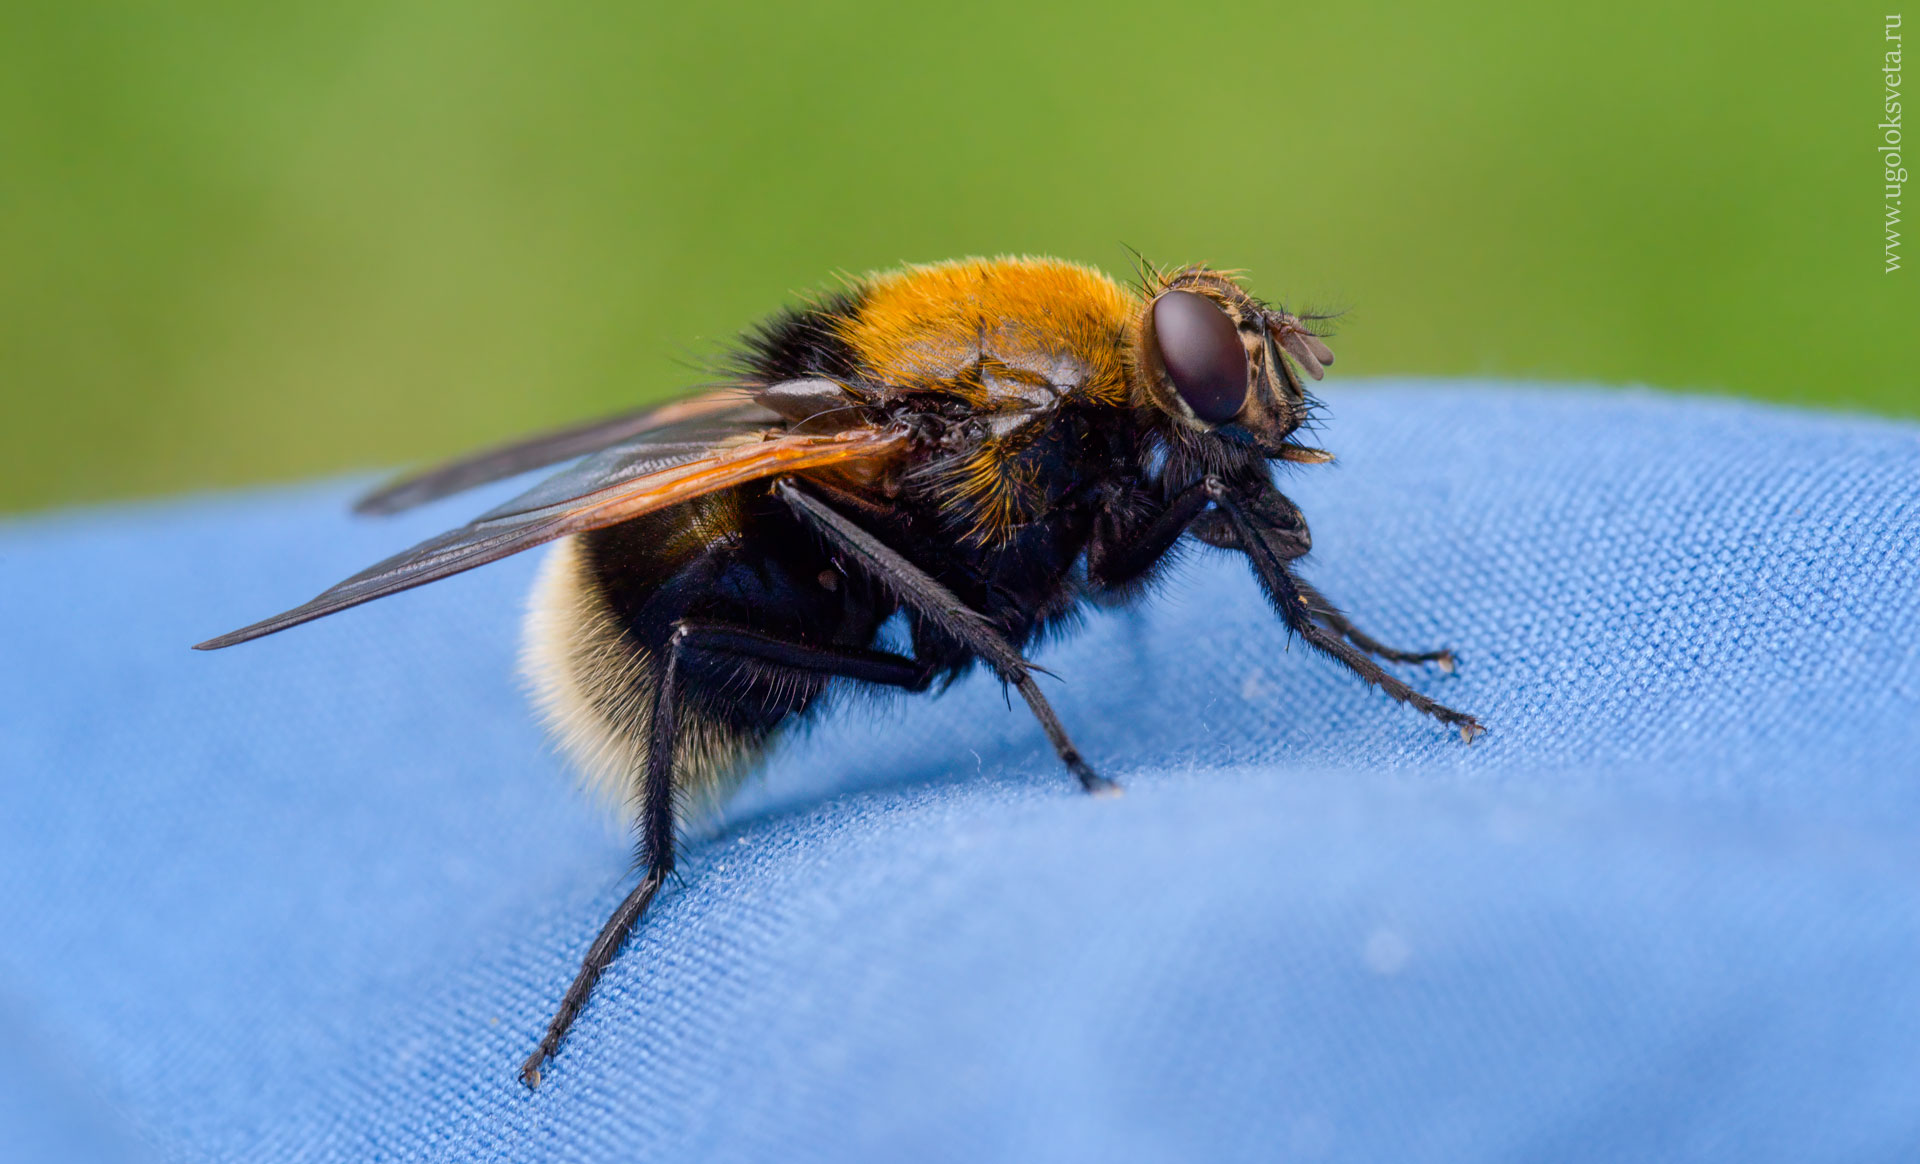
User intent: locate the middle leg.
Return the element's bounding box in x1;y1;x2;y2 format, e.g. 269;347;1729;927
776;478;1116;795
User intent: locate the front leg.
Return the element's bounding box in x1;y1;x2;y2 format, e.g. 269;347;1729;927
1088;475;1314;592
1291;576;1456;671
1084;476;1216;591
1090;470;1313;591
1205;480;1484;741
1170;479;1458;670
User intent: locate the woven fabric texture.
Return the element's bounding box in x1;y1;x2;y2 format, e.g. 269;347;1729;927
2;384;1917;1162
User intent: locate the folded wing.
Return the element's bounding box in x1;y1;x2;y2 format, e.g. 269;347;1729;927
352;389;774;516
198;426;907;649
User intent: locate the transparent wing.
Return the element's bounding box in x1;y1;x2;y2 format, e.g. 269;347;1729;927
352;389;773;515
197;426;908;650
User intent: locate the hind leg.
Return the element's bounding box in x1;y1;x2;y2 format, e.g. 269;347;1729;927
518;621;930;1087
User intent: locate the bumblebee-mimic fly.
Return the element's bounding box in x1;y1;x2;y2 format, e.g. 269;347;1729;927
197;256;1483;1087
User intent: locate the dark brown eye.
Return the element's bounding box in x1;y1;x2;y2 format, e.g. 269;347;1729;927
1151;290;1248;424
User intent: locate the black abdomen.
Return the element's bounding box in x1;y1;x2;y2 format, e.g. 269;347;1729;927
580;487;894;743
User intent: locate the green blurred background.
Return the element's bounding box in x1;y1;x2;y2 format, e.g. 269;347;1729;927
3;0;1913;514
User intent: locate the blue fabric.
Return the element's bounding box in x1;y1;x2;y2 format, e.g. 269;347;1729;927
3;383;1919;1163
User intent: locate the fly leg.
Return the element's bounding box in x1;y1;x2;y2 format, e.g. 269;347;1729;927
1085;474;1311;586
1175;479;1457;669
1205;479;1483;741
1290;575;1457;671
519;621;933;1088
1084;476;1217;590
776;479;1117;796
1085;473;1475;737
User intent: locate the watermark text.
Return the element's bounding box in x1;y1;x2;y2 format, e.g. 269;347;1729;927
1886;14;1905;272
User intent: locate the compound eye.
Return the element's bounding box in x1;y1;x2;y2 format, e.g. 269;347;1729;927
1151;290;1249;425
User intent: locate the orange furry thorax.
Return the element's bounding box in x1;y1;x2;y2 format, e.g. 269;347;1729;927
838;257;1139;544
839;257;1136;408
